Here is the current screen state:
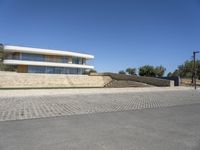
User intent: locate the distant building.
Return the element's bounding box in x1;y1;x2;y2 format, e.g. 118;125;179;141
1;44;94;74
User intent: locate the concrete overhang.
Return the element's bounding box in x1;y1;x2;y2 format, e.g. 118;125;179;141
3;45;94;60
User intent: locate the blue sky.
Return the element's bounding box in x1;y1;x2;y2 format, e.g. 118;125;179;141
0;0;200;73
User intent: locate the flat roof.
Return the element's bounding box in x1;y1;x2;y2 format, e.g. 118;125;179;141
3;45;94;59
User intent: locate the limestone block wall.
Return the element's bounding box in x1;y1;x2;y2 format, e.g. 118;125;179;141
0;71;112;88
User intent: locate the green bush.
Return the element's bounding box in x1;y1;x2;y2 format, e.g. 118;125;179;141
118;70;126;74
139;65;166;77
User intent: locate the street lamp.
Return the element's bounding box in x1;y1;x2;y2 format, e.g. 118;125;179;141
193;51;200;90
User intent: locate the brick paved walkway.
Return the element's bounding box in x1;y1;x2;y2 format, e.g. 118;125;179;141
0;88;200;121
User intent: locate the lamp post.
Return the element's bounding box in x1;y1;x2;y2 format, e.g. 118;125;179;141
193;51;199;90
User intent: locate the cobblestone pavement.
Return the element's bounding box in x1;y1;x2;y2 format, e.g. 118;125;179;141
0;88;200;121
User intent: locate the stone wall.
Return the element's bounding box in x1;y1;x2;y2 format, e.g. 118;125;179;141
90;73;174;87
135;76;174;87
157;76;180;86
0;71;112;88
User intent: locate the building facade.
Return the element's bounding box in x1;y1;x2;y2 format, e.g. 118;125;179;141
1;44;94;74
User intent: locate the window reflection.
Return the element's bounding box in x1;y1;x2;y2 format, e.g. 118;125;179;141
72;57;81;64
6;53;86;65
28;66;45;73
22;53;44;61
28;66;83;74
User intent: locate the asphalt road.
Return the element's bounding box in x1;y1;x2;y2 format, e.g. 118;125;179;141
0;103;200;150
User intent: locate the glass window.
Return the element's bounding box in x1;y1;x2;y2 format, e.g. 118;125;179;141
22;53;44;61
27;66;83;74
77;68;83;74
46;67;55;74
28;66;45;73
61;57;68;63
6;53;19;60
64;68;70;74
72;57;80;64
54;67;64;74
5;53;12;59
69;68;78;74
46;67;66;74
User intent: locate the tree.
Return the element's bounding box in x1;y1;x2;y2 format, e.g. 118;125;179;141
177;60;193;78
167;72;172;77
0;64;16;71
0;48;17;71
139;65;166;77
172;60;200;79
0;46;3;62
118;70;126;74
197;60;200;79
172;69;180;77
154;65;166;77
89;69;97;73
83;69;97;75
139;65;156;77
126;67;136;75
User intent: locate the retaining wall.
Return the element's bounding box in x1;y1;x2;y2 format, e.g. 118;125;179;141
158;76;180;86
90;73;174;87
0;71;112;88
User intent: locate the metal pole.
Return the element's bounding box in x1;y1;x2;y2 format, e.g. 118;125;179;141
0;44;4;62
192;52;195;85
194;52;197;90
193;51;199;90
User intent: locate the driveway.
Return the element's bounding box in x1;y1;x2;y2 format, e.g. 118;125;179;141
0;87;200;150
0;87;200;121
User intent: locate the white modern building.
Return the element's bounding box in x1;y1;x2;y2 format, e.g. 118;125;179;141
0;44;94;74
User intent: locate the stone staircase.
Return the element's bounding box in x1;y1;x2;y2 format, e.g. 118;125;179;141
104;79;152;88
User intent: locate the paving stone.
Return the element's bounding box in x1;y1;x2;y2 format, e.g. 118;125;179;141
0;89;199;121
